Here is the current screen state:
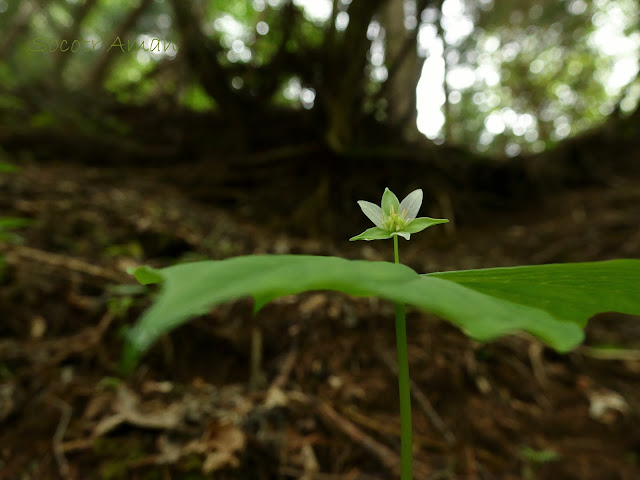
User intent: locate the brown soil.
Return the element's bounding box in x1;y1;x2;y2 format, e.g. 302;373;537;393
1;160;639;480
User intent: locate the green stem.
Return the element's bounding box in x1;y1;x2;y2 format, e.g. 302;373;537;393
393;235;412;480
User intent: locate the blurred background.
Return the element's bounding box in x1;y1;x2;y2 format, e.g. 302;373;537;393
1;0;639;235
1;1;640;479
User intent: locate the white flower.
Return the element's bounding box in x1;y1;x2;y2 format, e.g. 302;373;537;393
350;187;448;241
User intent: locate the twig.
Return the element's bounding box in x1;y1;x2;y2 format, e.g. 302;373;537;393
1;244;127;283
341;406;449;451
278;466;382;480
315;398;401;474
60;437;94;453
291;393;431;478
249;326;265;391
381;350;456;445
262;347;298;409
270;347;299;392
578;346;640;361
2;312;115;371
51;397;73;479
464;446;478;479
528;342;548;387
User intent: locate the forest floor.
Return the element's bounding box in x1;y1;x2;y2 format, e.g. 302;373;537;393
1;160;640;480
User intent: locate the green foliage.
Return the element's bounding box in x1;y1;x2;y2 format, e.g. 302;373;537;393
178;84;217;111
519;446;560;464
2;0;638;156
131;265;164;285
441;0;640;155
0;217;33;241
0;159;18;173
0;163;32;279
122;255;640;372
0;161;32;243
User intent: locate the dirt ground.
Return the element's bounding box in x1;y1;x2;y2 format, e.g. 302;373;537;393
1;160;639;480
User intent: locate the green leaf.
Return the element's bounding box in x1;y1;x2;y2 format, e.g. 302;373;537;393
519;447;560;464
381;187;400;216
404;217;449;234
427;260;640;326
130;266;165;285
349;227;392;241
0;161;18;173
122;256;414;370
121;256;640;372
0;217;33;230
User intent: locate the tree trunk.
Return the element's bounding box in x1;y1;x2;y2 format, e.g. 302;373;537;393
321;0;387;152
380;0;422;138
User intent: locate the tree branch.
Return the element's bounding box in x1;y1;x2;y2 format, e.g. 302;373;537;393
52;0;100;80
86;0;155;86
0;0;51;62
167;0;240;111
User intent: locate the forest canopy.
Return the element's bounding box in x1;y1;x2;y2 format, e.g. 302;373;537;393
0;0;639;158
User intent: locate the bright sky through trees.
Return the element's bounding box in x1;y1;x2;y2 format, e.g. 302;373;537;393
295;0;640;154
416;0;640;147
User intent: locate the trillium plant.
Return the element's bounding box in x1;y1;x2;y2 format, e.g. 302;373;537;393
125;187;640;480
350;188;448;479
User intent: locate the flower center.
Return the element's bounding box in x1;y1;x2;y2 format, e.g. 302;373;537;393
382;205;409;232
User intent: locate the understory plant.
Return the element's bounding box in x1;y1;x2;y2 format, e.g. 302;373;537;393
124;187;640;480
0;160;32;278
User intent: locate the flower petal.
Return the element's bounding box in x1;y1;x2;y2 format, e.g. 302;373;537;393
349;227;392;241
391;231;411;240
399;189;423;220
402;217;449;234
381;188;400;216
357;201;384;228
